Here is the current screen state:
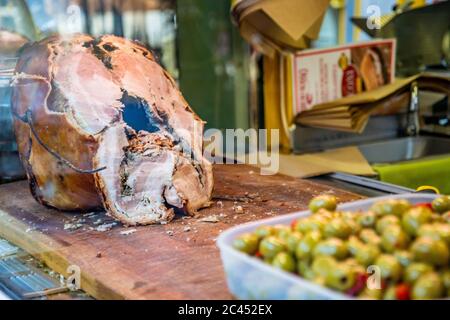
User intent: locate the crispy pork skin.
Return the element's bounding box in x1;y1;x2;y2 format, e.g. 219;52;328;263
11;34;213;225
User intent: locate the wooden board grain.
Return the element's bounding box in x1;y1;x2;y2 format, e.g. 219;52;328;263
0;164;362;299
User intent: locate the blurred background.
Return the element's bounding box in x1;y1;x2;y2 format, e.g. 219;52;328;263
3;0;443;131
1;0;250;130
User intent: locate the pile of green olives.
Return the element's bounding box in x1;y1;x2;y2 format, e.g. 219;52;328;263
232;195;450;300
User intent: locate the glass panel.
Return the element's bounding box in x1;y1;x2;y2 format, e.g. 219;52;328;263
0;0;38;40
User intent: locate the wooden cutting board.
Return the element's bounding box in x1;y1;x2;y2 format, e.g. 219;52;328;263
0;164;362;299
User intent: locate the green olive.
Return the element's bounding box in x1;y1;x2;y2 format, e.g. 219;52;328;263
432;196;450;214
355;244;380;267
430;213;444;223
375;254;403;282
442;211;450;224
313;238;348;260
383;285;397;300
359;228;382;247
357;211;377;228
323;218;353;239
417;223;450;246
254;225;275;239
342;258;366;275
402;207;432;236
297;259;308;274
273;225;292;239
312;255;338;278
417;224;440;241
441;270;450;289
296;216;327;234
297;260;315;280
324;263;356;291
244;196;450;299
331;211;342;219
412;272;444;299
285;232;303;254
395;199;413;215
434;224;450;246
264;256;274;264
394;250;414;268
232;233;259;254
342;216;361;235
376;215;400;234
309;195;338;213
346;235;365;255
272;252;296;273
411;237;449;267
381;225;410;253
259;236;287;259
370;199;411;217
314;209;334;220
403;262;433;284
295;231;322;260
341;211;356;220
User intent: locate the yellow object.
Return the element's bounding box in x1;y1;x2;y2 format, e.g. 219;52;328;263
263;52;294;153
353;0;362;41
337;4;347;44
249;146;376;178
330;0;346;9
396;0;427;9
338;53;349;69
416;186;440;194
231;0;241;8
373;156;450;195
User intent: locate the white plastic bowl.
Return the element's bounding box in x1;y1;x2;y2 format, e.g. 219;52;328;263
217;193;439;300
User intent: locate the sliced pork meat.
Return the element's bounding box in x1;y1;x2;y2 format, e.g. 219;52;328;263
11;34;213;225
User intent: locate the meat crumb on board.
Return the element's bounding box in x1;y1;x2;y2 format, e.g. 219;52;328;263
53;186;343;239
96;222;117;232
198;215;220;223
120;229;137;236
233;205;244;214
63;223;83;231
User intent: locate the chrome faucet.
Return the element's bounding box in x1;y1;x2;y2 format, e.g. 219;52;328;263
405;81;420;136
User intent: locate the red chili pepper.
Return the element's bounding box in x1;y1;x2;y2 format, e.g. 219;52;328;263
380;279;388;290
346;273;368;296
291;219;298;230
255;251;263;258
395;283;411;300
414;202;433;210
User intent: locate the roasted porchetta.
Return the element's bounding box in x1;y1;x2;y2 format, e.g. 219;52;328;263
11;34;213;225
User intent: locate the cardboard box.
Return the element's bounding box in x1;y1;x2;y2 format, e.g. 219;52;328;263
291;39;397;115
